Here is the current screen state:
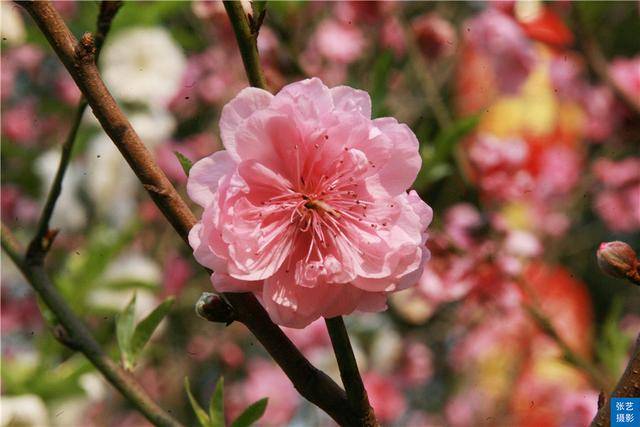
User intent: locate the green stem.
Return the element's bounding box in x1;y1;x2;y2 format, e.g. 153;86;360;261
223;1;268;90
325;317;378;427
1;224;184;427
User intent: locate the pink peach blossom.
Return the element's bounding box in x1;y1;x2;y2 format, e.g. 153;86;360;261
412;13;457;60
314;20;366;64
610;56;640;103
229;360;299;426
188;78;432;328
363;372;407;423
465;9;536;93
593;157;640;232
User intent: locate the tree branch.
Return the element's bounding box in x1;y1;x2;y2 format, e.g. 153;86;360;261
1;223;184;427
326;317;378;427
27;1;122;263
516;278;611;391
17;2;355;424
591;334;640;427
223;1;268;89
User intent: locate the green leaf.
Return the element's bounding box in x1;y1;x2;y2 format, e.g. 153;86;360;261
432;115;480;163
231;398;268;427
129;297;175;366
209;377;225;427
185;377;210;427
174;151;193;176
414;115;480;190
597;298;631;377
370;50;393;117
116;293;136;370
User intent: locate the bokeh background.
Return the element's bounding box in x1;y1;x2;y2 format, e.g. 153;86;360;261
1;1;639;426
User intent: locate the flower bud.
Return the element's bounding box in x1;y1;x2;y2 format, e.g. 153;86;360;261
597;241;639;280
195;292;237;325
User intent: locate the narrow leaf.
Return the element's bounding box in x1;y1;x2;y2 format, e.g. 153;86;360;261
129;297;175;366
174;151;193;176
115;293;136;370
185;377;210;427
209;377;225;427
231;398;268;427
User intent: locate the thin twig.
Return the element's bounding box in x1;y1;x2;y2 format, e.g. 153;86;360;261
523;304;611;391
404;22;453;130
1;224;184;427
325;317;378;427
27;1;121;262
590;334;640;427
223;1;268;89
17;2;354;424
573;7;640;116
517;279;611;391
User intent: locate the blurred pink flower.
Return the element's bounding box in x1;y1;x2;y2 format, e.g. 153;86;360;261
412;13;457;60
1;100;39;144
170;46;244;118
230;360;298;426
282;318;331;352
399;341;434;386
380;17;406;58
593;157;640;232
188;78;432;327
582;85;619;142
444;203;486;251
549;54;584;100
55;70;81;105
363;372;406;423
1;291;42;334
314;20;366;64
334;1;396;25
466;9;536;93
1;185;39;223
162;252;192;297
536;146;581;198
610;56;640;103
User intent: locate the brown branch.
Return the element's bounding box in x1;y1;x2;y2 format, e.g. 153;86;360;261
27;1;122;263
591;334;640;427
17;2;355;424
1;224;184;427
326;317;378;427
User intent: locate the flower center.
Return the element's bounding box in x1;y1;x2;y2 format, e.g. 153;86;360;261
303;197;341;218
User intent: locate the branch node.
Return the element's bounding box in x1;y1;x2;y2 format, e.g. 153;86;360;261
51;323;81;351
76;32;96;63
143;184;170;197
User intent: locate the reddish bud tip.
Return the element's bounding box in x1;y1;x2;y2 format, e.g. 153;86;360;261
597;241;639;280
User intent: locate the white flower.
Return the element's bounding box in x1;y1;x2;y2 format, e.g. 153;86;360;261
0;394;48;427
370;328;402;373
101;27;186;106
129;108;176;149
35;150;87;231
88;252;161;318
85;134;138;227
1;2;26;46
